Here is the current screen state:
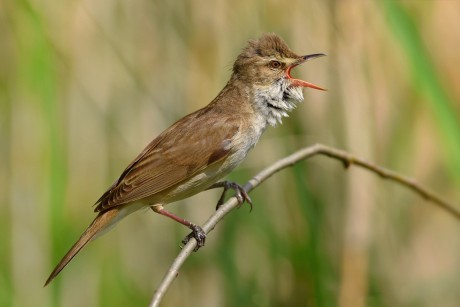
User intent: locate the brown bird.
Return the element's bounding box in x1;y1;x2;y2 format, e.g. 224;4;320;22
44;33;325;286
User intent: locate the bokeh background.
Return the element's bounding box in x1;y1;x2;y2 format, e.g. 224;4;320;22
2;1;460;306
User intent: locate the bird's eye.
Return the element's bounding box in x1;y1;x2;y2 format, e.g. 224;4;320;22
269;60;281;69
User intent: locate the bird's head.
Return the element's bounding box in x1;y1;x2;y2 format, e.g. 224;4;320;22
232;33;325;126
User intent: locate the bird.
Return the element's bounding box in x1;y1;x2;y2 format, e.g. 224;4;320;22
44;33;325;286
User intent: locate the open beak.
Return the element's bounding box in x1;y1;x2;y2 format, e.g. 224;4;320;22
285;53;326;91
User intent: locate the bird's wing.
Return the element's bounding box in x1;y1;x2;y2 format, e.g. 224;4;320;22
94;108;241;212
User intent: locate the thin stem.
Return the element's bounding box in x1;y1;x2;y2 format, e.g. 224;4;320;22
148;143;460;306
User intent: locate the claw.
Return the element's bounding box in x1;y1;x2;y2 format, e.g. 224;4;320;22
234;185;253;212
210;181;253;212
181;224;206;251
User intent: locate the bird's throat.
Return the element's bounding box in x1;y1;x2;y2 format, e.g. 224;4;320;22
254;79;304;127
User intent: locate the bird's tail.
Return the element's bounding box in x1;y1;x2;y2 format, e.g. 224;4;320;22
44;208;122;286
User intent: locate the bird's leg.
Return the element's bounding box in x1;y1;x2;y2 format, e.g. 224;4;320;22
206;181;253;211
151;206;205;251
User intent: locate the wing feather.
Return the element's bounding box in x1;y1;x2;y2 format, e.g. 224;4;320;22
95;107;240;212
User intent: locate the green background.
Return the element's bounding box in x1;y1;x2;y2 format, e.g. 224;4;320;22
1;1;460;306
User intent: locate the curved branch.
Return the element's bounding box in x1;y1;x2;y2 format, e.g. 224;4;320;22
149;143;460;306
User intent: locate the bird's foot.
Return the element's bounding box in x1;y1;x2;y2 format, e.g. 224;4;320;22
181;224;206;252
209;181;253;211
232;183;253;211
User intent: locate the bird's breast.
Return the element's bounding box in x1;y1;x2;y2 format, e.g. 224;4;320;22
155;113;267;205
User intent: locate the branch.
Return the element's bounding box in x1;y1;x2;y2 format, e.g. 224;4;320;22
148;143;460;306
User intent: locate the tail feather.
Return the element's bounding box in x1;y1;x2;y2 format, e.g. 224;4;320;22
44;209;120;286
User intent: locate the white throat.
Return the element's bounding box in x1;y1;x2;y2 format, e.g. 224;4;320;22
253;78;304;127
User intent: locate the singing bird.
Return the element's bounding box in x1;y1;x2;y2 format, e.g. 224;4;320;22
45;33;325;285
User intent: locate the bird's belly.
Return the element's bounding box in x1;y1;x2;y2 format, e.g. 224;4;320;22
157;164;234;204
153;147;250;205
149;118;266;206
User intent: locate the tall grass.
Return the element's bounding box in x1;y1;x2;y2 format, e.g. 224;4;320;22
1;1;460;306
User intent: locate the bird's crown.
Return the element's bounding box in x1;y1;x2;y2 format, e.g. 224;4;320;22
233;33;299;73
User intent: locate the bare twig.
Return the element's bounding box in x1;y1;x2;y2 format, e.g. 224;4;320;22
148;143;460;307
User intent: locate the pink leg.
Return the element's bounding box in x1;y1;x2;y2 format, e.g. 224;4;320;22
151;206;206;250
